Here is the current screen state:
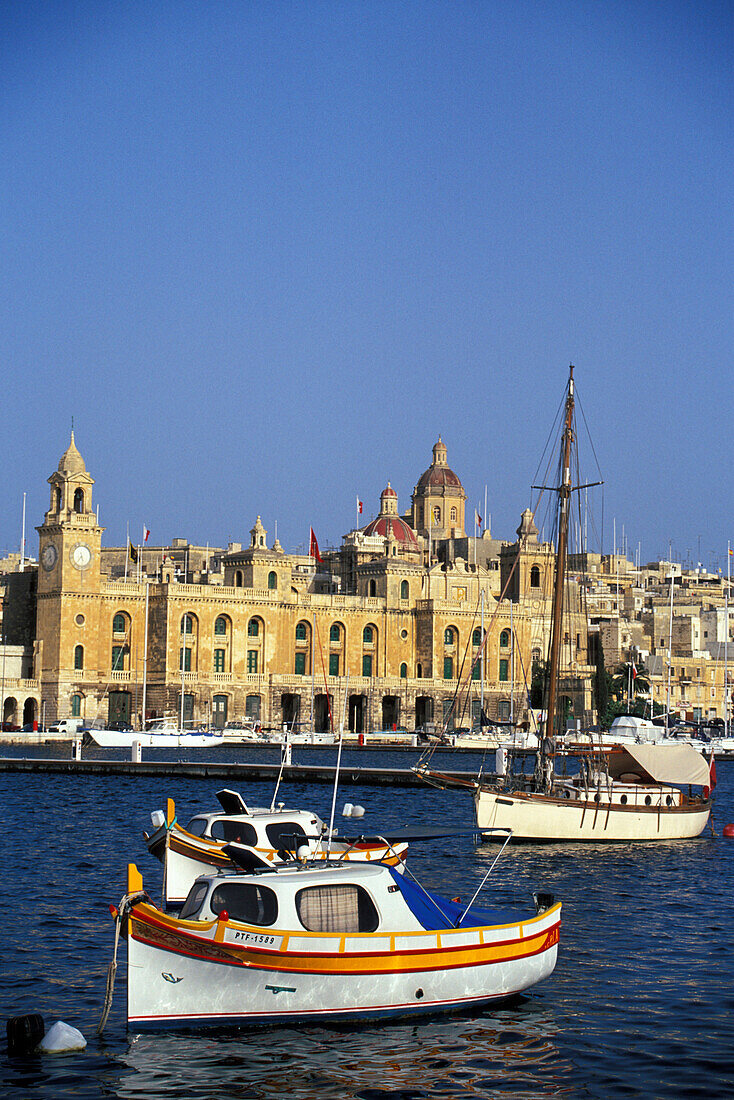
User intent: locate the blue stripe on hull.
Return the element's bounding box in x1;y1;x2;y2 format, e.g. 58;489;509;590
130;993;516;1031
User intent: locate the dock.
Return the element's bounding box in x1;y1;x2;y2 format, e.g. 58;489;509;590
0;755;478;788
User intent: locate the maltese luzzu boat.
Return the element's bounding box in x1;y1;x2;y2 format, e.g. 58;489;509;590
115;841;561;1031
145;790;410;907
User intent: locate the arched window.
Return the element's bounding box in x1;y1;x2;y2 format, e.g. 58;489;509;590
248;618;260;638
532;647;542;662
444;627;455;646
74;645;84;670
235;570;243;587
268;571;277;590
368;579;377;597
433;506;441;523
472;627;482;646
54;487;62;511
73;488;84;513
181;614;195;635
530;565;541;588
214;616;228;635
416;663;422;678
450;507;457;522
400;662;408;679
112;613;126;634
330;624;340;642
400;580;409;600
71;693;82;717
499;630;510;648
295;622;308;642
363;626;374;644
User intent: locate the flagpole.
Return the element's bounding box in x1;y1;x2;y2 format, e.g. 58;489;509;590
20;492;26;570
141;581;149;731
125;522;129;581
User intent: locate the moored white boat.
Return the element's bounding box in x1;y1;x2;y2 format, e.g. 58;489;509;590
87;717;224;749
145;790;410;907
116;848;561;1030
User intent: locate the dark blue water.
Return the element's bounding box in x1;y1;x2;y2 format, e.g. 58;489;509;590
1;745;733;1098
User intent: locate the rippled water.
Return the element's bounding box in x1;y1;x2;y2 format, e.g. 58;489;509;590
1;746;733;1098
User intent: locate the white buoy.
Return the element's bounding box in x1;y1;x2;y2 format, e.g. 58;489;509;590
342;803;354;817
38;1021;87;1053
351;805;365;818
150;810;165;829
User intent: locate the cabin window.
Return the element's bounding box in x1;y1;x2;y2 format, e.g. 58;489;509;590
247;650;258;674
112;613;126;634
268;571;277;590
296;622;308;642
362;654;373;677
530;566;541;588
499;659;509;682
329;653;339;677
265;821;308;849
210;882;278;926
179;882;209;920
214;649;225;673
214;616;227;635
295;652;306;675
210;819;258;845
499;630;510;648
296;883;379;934
74;645;84;670
400;580;409;600
186;817;208;837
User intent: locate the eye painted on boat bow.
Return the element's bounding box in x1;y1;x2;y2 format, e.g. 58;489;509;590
161;973;183;984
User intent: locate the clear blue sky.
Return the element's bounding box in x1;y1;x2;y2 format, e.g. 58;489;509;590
2;1;732;570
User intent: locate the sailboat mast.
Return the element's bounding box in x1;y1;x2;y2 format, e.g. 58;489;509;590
545;365;575;739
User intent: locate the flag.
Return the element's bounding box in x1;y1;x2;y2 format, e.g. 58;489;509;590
704;751;717;799
128;540;138;564
143;526;150;543
631;663;637;680
309;527;322;563
357;497;363;515
475;509;482;529
729;547;733;556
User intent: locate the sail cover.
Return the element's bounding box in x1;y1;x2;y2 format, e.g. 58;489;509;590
607;743;711;786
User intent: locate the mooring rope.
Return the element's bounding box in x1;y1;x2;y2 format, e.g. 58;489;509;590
97;891;148;1035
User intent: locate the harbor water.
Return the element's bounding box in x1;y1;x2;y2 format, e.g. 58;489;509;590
1;744;733;1099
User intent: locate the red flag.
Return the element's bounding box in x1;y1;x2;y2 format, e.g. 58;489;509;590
357;497;363;515
475;509;482;529
143;526;150;543
309;527;322;563
704;752;717;799
631;663;637;680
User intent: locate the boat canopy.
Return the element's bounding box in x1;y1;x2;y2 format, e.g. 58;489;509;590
607;743;711;786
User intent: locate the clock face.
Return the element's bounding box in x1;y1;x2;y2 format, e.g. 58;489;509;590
70;542;92;570
41;543;58;571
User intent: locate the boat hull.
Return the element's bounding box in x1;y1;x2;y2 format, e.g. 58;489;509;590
475;787;710;841
88;731;224;748
126;902;560;1030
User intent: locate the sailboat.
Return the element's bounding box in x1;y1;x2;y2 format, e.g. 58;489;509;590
418;366;713;841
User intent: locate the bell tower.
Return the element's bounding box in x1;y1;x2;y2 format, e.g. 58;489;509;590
36;432;105;722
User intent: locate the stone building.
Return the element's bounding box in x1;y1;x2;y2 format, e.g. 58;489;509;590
2;433;597;732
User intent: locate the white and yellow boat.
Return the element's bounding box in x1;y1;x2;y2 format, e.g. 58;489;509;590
145;790;409;907
117;850;561;1030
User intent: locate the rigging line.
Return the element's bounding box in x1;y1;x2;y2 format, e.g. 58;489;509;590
575;390;605;482
441;594;482;736
313;618;334;734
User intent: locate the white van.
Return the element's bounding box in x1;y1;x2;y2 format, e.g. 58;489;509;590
48;718;85;735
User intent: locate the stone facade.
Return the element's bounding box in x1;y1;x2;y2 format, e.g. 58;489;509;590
2;433;600;732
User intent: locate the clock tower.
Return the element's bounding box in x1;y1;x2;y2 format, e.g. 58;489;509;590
36;432;105;722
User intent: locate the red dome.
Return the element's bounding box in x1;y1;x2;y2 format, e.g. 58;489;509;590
363;515;419;546
415;465;463;490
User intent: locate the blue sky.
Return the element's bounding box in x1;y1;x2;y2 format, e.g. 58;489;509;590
2;1;732;570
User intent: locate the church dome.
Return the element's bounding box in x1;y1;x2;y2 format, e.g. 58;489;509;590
363;483;419;547
57;431;87;476
363;514;419;546
415;437;463;491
